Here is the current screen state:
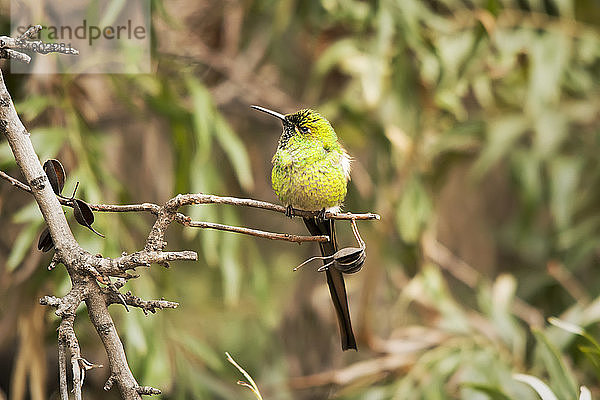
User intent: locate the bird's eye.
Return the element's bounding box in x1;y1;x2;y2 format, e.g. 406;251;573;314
299;125;310;134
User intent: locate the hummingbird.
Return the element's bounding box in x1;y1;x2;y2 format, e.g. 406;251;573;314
251;105;357;351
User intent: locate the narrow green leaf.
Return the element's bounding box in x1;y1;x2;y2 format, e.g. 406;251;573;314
533;111;567;160
396;175;431;243
214;115;254;191
464;383;513;400
186;76;213;160
99;0;126;26
532;329;578;399
549;156;582;230
7;222;42;271
473;115;529;178
14;96;53;121
220;211;241;306
174;333;223;371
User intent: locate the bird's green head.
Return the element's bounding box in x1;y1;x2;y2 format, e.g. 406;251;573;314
251;106;339;150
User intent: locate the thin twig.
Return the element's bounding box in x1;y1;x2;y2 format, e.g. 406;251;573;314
0;24;79;64
186;220;328;242
103;288;179;314
226;352;263;400
96;250;198;275
18;25;42;40
58;338;68;400
136;386;161;395
0;48;31;63
41;290;88;399
0;170;376;244
0;170;31;192
0;170;381;220
547;260;591;305
163;193;380;221
58;316;82;400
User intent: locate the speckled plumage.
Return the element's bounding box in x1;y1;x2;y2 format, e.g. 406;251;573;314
270;109;350;211
253;105;357;350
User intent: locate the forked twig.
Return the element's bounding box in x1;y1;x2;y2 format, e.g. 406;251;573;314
226;352;263;400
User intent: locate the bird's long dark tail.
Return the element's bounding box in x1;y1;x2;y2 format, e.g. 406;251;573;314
303;217;357;351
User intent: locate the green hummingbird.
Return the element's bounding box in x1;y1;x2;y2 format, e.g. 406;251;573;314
251;105;357;351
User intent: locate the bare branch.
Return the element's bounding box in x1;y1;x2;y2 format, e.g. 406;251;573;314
58;339;68;400
160;193;380;221
136;386;161;395
0;170;373;245
85;284;142;399
0;24;79;64
104;289;179;314
59;315;82;400
95;250;198;275
1;52;146;397
0;48;31;63
40;288;90;399
185;220;328;242
18;25;42;40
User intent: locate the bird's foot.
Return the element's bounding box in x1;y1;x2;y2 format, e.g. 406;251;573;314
317;208;327;221
285;205;295;218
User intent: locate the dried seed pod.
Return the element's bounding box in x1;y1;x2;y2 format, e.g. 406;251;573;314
73;199;104;237
37;227;54;252
334;247;363;265
43;159;65;195
334;249;365;274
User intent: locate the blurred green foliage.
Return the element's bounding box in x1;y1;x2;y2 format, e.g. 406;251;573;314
1;0;600;399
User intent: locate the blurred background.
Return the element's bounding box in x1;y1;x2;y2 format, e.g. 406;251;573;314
1;0;600;399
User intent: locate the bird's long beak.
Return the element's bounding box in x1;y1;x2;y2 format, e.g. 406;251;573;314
251;105;287;122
